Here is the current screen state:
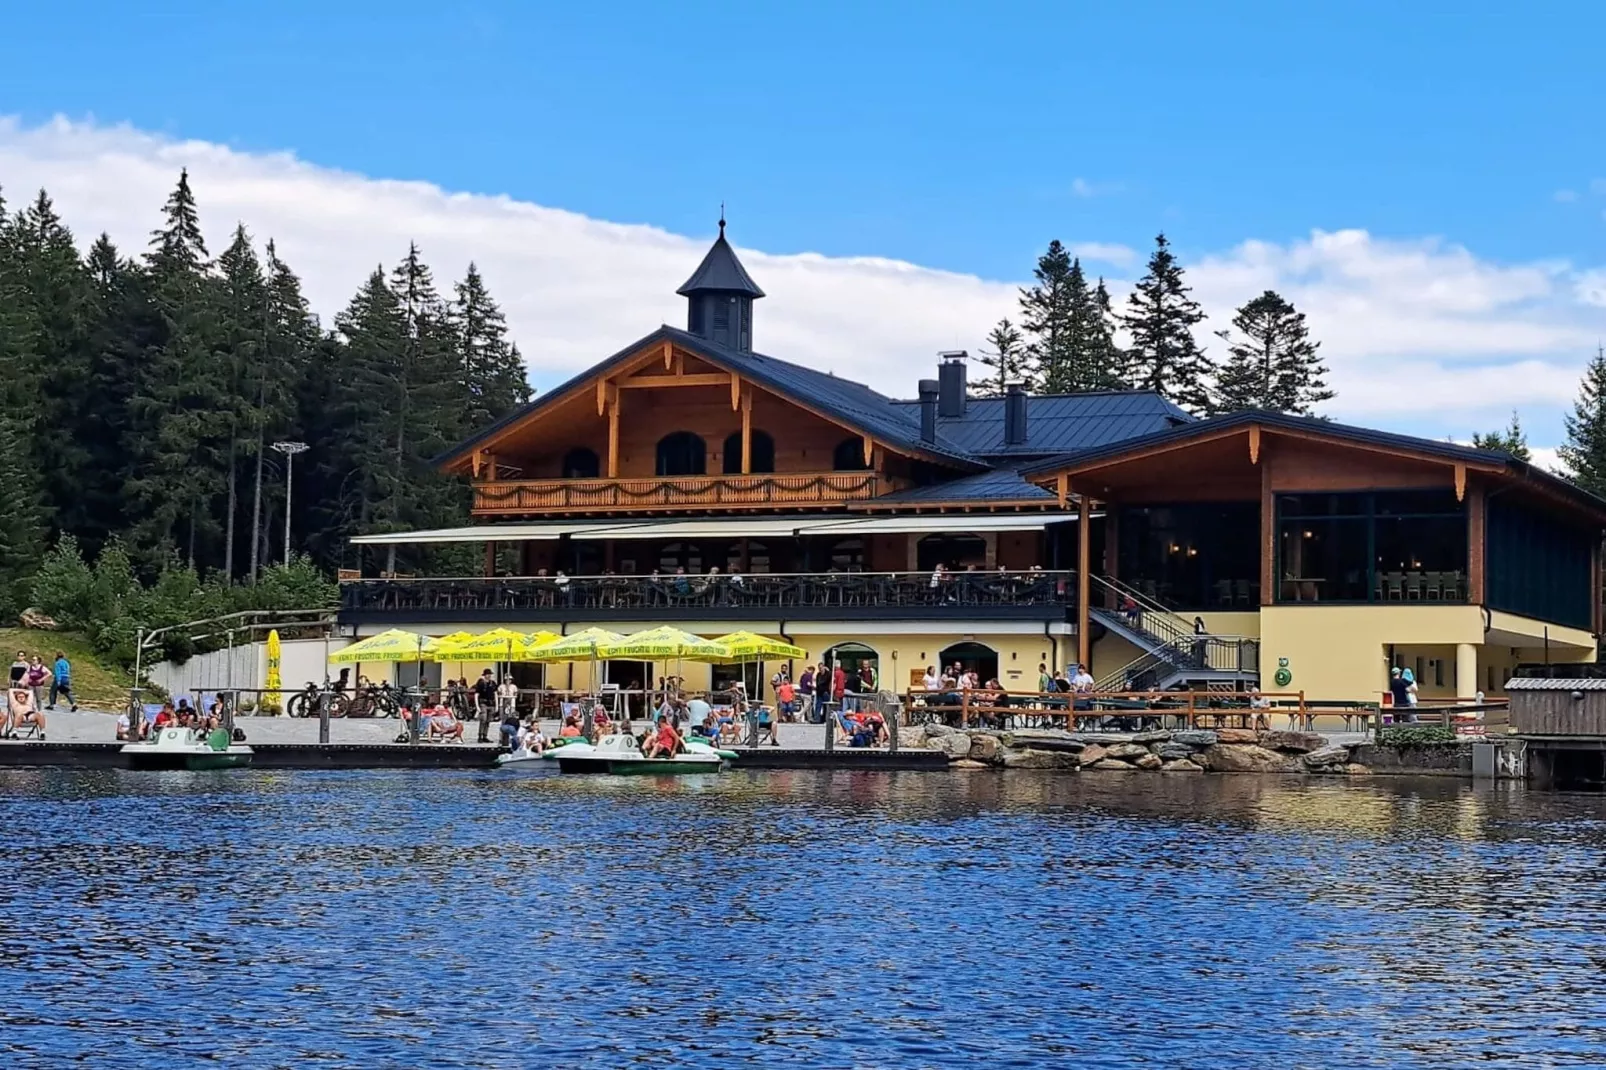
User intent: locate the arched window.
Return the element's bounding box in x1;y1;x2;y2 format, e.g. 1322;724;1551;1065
939;641;999;683
828;538;864;571
918;534;987;571
656;432;706;476
725;541;772;574
561;447;600;479
833;437;869;471
658;542;704;572
722;430;775;474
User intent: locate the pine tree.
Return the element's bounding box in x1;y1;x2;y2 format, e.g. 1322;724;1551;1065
1122;233;1213;412
1211;290;1332;415
1018;241;1074;391
1472;411;1531;461
1089;278;1126;389
216;225;269;580
0;413;47;614
251;239;318;581
452;262;530;431
1561;347;1606;497
975;318;1028;397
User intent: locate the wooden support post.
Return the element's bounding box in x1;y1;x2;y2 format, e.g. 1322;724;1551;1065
1454;463;1467;502
483;540;497;577
1057;474;1069;507
960;687;969;729
862;435;874;467
607;390;620;478
741;389;752;474
1260;454;1275;606
1077;492;1092;670
1467;483;1486;605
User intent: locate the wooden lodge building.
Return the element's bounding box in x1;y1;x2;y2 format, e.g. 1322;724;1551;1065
339;222;1606;702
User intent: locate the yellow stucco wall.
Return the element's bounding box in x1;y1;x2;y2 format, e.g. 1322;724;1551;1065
1259;605;1486;702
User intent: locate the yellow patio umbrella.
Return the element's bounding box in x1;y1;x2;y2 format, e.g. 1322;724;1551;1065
523;627;625;696
329;628;440;663
264;629;283;714
434;628;534;661
710;631;807;661
594;626;732;662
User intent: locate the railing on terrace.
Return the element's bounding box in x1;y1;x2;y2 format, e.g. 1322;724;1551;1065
903;688;1316;730
1094;636;1261;691
341;569;1077;615
472;472;881;514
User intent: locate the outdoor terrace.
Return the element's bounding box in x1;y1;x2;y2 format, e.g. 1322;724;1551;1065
339;568;1077;625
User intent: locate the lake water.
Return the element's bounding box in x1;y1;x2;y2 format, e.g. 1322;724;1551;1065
3;767;1605;1068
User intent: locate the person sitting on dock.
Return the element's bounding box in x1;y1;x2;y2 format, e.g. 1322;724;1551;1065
6;686;45;740
422;698;464;742
515;720;545;756
151;702;176;731
558;713;583;738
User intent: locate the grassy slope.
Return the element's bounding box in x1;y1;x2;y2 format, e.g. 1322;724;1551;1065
0;628;127;711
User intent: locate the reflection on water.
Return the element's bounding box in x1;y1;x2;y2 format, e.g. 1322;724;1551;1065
2;768;1605;1067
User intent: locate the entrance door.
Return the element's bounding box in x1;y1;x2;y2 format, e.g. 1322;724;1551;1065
939;641;999;683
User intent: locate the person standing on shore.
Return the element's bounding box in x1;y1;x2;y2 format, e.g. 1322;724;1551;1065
48;652;77;711
25;656;49;711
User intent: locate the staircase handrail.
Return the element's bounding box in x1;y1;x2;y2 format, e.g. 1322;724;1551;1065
1094;634;1261;691
1088;575;1198;644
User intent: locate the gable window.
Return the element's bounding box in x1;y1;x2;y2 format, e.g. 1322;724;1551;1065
833;437;869;471
656;432;707;476
561;447;600;479
722;430;775;474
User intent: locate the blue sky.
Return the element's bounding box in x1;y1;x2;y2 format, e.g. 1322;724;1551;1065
2;1;1605;453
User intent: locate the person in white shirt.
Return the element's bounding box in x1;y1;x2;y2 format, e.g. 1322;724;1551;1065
923;666;942;692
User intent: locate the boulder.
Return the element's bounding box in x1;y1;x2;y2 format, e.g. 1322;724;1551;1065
1170;730;1218;748
1154;742;1197;761
922;721;959;738
968;734;1001;763
1302;745;1352;768
1105;743;1151;760
1131;730;1172;744
18;608;57;630
937;731;974;760
1134;753;1163;770
950;758;990;770
1200;743;1299;773
1001;748;1079;770
1215;728;1259;744
1161;758;1203;773
1343;763;1372;776
1257;730;1326;754
1066;732;1136;745
1078;743;1108;766
1007;730;1085;753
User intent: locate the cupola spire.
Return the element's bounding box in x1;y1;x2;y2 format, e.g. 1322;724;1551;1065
678;212;764;352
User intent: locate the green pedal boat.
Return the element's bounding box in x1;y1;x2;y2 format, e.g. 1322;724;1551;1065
122;727;254;771
552;733;733;775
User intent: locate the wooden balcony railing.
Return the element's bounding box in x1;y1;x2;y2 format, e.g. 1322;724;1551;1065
472;472;880;515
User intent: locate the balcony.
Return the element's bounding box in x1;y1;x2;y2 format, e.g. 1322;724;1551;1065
340;570;1077;626
472;472;880;516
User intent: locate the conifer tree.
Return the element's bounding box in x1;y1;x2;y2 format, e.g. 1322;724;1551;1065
975;318;1028;397
1122;234;1213;412
1018;240;1074;391
1211;290;1332;415
216;225;269;580
1561;347;1606;497
0;413;46;614
251;239;318;580
1472;411;1530;461
452;262;530;431
1089;278;1126;389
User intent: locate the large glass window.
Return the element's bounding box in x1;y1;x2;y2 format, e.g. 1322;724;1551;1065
1277;490;1466;603
721;430;775;474
1117;504;1260;608
1487;498;1592;628
655;432;706;476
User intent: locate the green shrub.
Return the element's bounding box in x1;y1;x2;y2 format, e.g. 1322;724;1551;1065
1379;725;1458;746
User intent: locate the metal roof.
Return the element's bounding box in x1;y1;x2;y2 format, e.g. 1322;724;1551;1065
1506;678;1606;691
890;391;1193;457
872;467;1057;504
675;223;765;297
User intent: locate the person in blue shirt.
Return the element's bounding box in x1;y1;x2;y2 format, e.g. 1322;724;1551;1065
48;651;77;712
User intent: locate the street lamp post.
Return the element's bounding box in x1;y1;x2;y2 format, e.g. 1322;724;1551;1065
271;441;308;566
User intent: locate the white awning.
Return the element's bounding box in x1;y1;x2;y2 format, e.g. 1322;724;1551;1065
349;521;651;545
803;513;1083;534
348;511;1084;546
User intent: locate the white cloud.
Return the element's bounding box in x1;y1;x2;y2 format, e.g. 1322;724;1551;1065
1554;189;1579;203
1069;177;1123;199
2;116;1604;447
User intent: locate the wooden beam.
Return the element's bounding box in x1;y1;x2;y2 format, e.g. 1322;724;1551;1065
1467;482;1486;604
1260;454;1275;606
617;373;731;389
1454;463;1467;502
741;388;752;474
483;540;497;577
862;434;874;467
1057;474;1069;507
1077;494;1092;670
607;393;620;478
674;350;684;376
1248;425;1261;465
662;341;673;369
731;373;742;411
596;377;607;416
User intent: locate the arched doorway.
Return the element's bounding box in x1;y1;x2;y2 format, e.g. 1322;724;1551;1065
939;641;999;683
656;431;707;476
832;437;869;471
722;430;775;473
823;642;880;703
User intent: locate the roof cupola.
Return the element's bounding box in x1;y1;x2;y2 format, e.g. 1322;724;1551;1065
677;213;764;352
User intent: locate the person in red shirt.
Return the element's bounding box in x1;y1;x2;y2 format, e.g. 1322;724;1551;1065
646;716;682;758
832;665;847;712
151;703;176;730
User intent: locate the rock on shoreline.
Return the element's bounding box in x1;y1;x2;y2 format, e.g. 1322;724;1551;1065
921;723;1371;776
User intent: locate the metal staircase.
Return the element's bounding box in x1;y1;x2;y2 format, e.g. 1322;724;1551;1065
1089;576;1259;691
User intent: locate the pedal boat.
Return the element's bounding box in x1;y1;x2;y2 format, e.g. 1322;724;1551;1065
122;726;254;770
